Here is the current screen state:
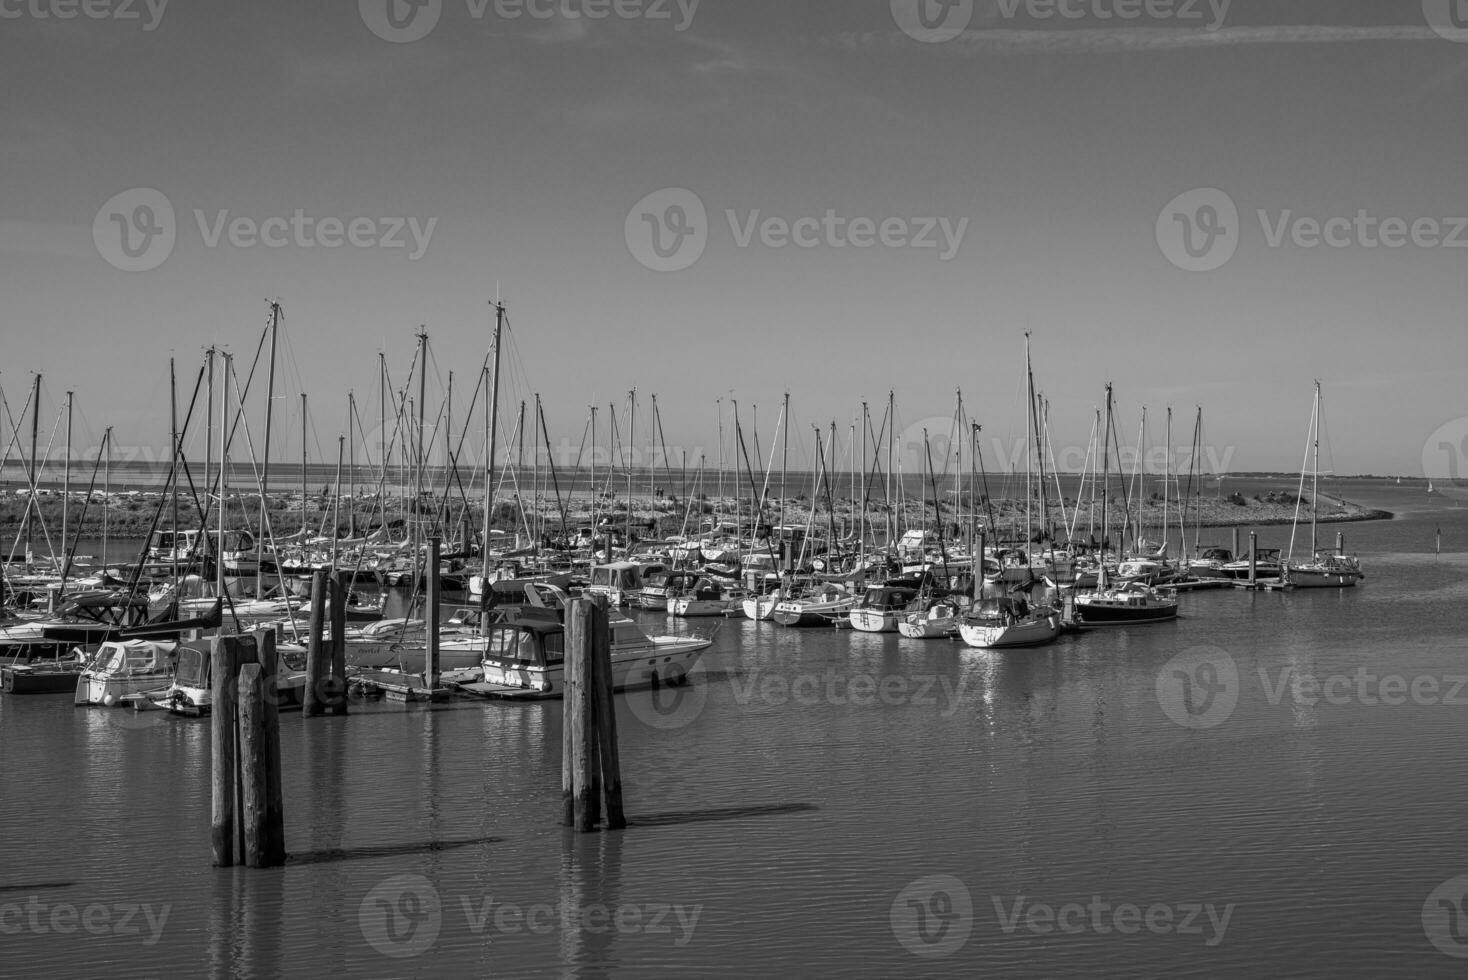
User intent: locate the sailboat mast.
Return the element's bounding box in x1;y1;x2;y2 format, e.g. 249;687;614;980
61;390;72;579
300;393;308;540
1099;384;1112;588
780;391;789;539
413;328;427;586
625;388;635;561
482;303;505;583
348;392;356;538
260;302;280;586
217;351;230;604
1025;333;1045;547
1311;381;1321;555
1164;406;1172;561
102;426;111;569
26;373;39;560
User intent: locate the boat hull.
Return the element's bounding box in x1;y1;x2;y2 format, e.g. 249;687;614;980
958;614;1061;649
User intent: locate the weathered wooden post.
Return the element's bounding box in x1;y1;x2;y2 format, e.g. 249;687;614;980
567;598;597;832
303;569;329;716
588;594;625;830
253;628;286;866
1336;531;1344;555
1248;531;1258;584
329;569;349;715
1231;527;1240;560
238;662;270;868
425;536;441;693
210;635;241;867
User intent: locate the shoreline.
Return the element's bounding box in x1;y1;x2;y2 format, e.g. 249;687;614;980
0;488;1395;540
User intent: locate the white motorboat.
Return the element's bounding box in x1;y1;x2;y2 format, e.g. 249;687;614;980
74;639;178;706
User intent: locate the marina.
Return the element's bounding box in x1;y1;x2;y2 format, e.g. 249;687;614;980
8;4;1468;975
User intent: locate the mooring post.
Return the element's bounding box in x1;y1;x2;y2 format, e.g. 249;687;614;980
426;536;441;693
1249;531;1258;584
567;598;598;832
304;568;329;717
329;569;349;715
589;594;625;830
1336;531;1344;555
238;662;270;868
254;628;286;866
210;635;240;867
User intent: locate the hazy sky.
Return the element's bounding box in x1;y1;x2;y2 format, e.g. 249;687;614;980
3;0;1466;482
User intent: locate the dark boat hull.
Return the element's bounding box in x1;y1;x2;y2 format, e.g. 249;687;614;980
2;664;84;694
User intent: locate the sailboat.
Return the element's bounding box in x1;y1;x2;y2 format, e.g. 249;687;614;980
1074;385;1180;626
1283;382;1363;589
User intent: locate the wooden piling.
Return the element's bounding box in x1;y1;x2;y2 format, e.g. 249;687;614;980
329;570;349;715
210;635;240;867
588;595;625;830
567;599;597;832
1336;531;1344;555
1231;526;1240;559
253;628;286;866
238;662;270;868
304;568;329;717
1248;531;1258;584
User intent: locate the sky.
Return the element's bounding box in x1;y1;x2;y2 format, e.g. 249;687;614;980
2;0;1467;484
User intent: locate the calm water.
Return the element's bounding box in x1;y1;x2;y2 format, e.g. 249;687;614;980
4;479;1468;978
